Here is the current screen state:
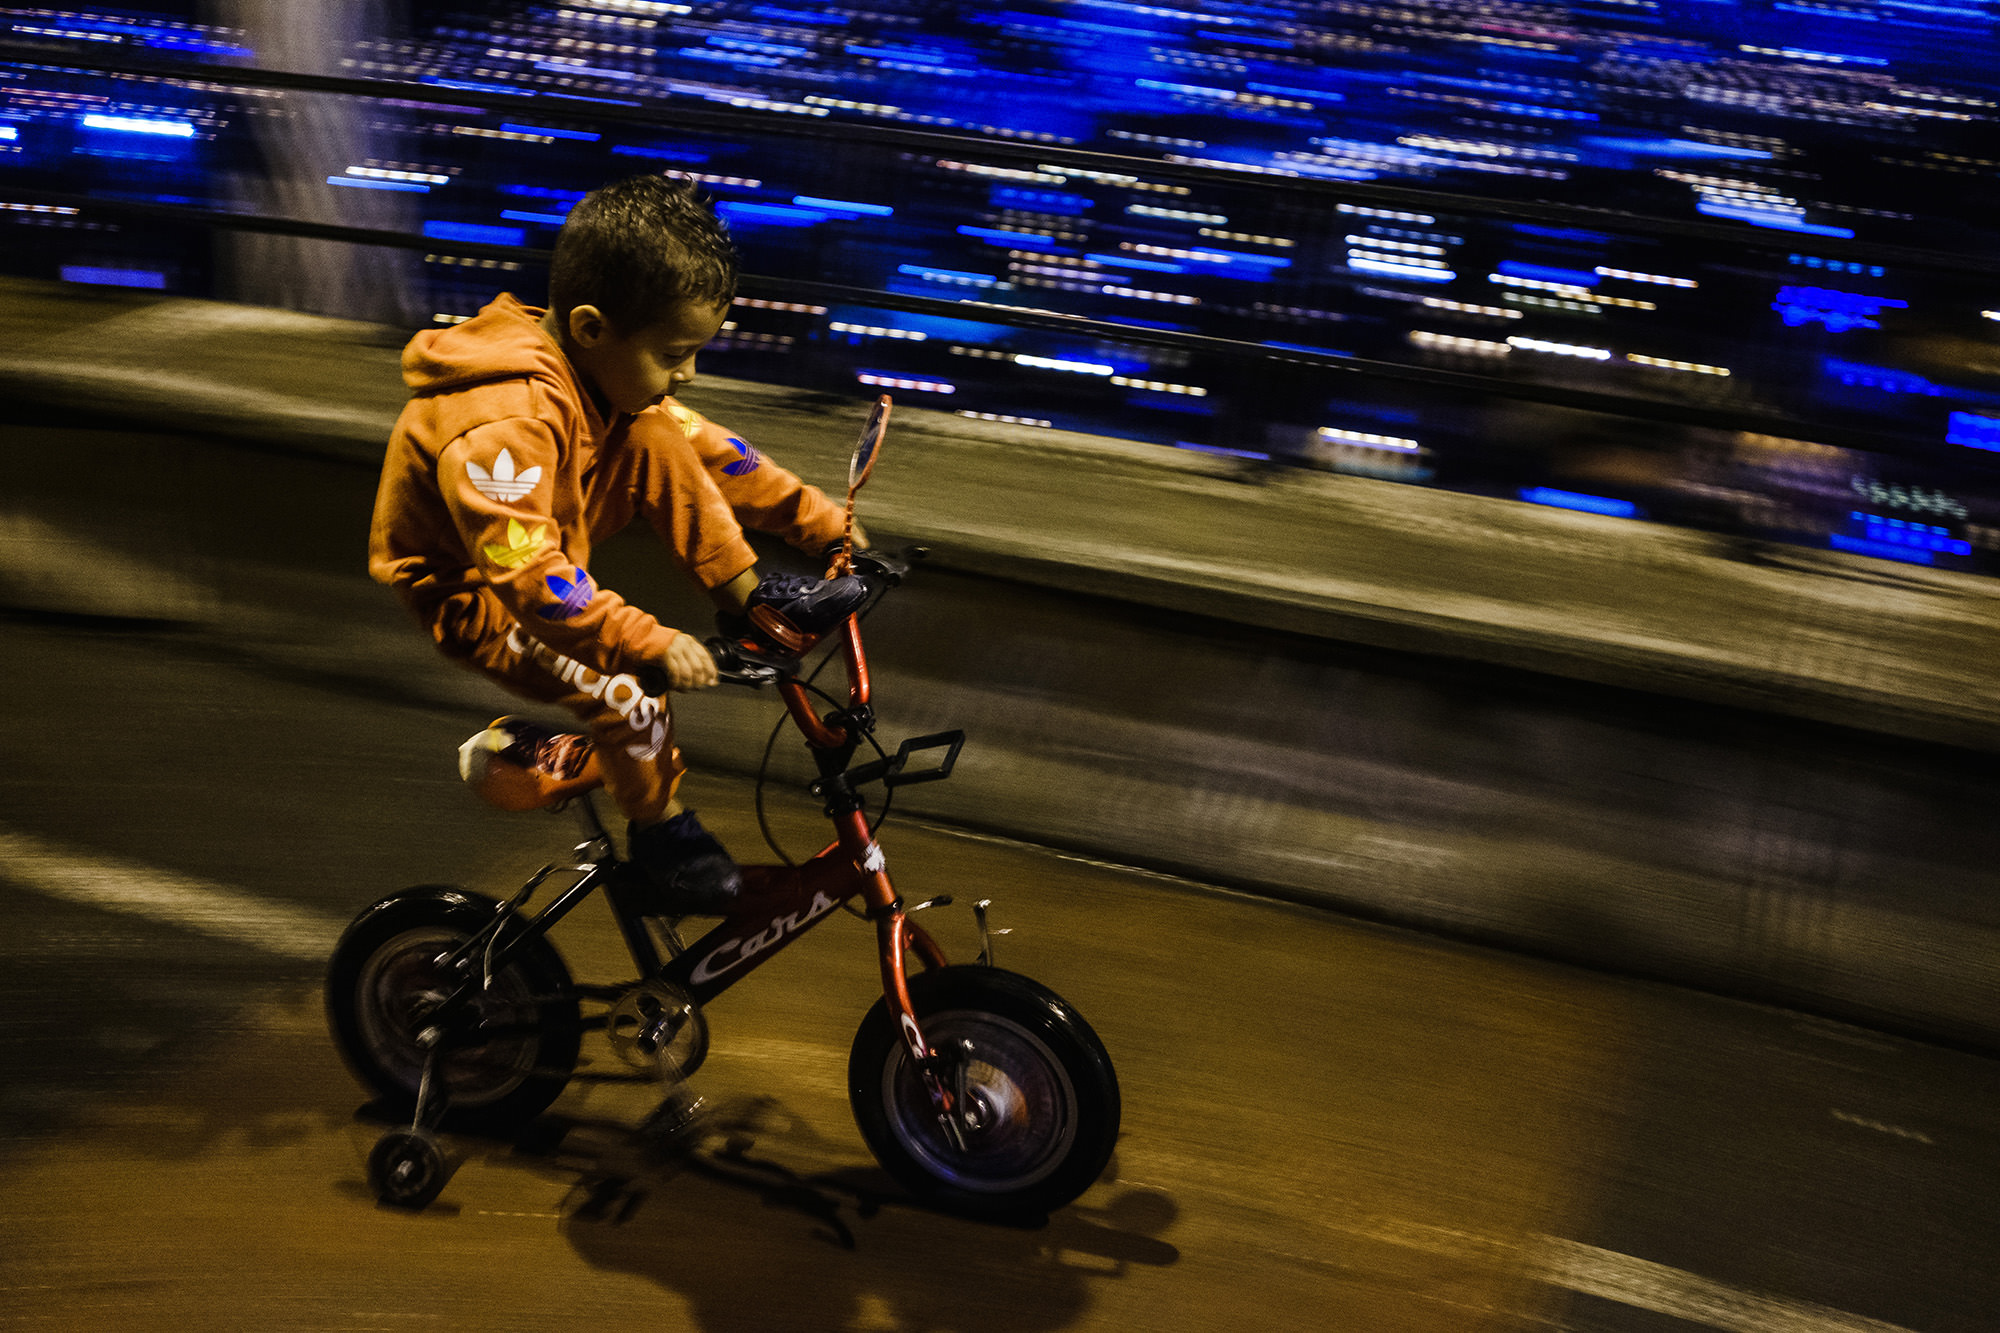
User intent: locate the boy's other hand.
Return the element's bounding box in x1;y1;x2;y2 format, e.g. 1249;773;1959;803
662;631;720;691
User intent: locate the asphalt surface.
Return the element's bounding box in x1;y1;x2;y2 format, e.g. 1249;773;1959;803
4;614;1999;1333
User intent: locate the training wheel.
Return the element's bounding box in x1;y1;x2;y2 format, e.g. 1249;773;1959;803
368;1128;449;1210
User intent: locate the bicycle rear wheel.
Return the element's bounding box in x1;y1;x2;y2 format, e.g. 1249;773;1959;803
326;887;581;1133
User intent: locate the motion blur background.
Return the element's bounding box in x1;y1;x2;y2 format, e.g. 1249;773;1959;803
9;9;2000;1329
3;0;1998;569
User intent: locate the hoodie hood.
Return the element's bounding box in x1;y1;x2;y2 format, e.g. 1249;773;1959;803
402;293;573;396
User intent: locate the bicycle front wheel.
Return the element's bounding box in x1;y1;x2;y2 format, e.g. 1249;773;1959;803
848;966;1120;1221
326;887;581;1133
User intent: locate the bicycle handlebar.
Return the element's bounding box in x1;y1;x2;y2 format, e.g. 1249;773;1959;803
706;636;796;687
704;545;927;689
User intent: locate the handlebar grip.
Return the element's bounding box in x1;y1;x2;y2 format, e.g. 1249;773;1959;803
634;663;673;697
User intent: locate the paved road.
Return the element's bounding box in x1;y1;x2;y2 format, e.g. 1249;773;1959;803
3;615;1998;1333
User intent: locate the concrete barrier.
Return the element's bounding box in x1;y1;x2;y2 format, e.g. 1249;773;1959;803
614;547;2000;1055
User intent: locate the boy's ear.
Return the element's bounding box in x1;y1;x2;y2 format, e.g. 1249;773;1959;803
565;304;610;348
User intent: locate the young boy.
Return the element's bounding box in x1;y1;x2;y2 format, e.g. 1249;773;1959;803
368;173;861;914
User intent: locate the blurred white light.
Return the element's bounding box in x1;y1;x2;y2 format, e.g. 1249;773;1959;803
81;114;194;137
1508;336;1613;360
1628;354;1731;376
1319;426;1422;452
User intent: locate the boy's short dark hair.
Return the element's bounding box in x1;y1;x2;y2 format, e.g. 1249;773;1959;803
547;174;738;334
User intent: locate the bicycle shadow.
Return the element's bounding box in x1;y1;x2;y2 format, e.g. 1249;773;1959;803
502;1093;1180;1333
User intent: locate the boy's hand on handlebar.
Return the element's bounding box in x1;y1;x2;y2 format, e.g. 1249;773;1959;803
662;631;720;691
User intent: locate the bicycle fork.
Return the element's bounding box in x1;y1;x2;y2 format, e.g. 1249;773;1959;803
876;901;980;1151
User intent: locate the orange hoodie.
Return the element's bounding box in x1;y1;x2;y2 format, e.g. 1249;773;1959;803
368;293;841;681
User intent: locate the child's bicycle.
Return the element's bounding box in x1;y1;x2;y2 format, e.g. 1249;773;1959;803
324;396;1121;1221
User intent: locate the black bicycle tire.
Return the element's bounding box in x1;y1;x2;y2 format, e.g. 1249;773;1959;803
848;965;1121;1220
326;887;582;1133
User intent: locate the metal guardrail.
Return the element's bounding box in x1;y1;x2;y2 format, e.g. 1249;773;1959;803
4;35;1997;463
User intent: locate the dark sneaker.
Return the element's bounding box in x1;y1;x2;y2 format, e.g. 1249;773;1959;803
627;811;742;915
747;572;867;648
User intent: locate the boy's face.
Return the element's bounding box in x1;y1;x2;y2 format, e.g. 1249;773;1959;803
557;298;730;416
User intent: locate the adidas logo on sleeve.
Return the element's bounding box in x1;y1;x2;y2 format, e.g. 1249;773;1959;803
467;448;543;502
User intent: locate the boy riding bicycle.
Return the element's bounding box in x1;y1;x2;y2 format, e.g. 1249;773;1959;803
368;173;861;916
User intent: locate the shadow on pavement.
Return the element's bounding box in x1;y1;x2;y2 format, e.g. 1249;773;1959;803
454;1094;1190;1333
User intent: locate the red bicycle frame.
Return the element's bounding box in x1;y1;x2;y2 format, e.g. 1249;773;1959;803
632;604;955;1073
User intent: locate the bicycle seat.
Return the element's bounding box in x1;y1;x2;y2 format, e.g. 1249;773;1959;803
458;717;604;811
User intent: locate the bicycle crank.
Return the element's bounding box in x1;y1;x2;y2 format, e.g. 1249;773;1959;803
606;980;709;1083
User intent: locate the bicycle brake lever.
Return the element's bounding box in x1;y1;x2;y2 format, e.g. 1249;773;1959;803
705;636;796;687
851;546;924;586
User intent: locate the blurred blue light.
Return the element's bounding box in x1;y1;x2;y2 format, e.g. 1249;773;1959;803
1582;136;1772;159
794;195;895;216
328;176;430;192
143;34;251;57
1135;78;1237;100
421;77;520;94
1520;487;1640;518
1790;253;1886;278
500;210;569;226
845;43;954;64
837;310;1007;342
1498;261;1598;287
1947;412;2000;451
1482;43;1578;62
1203;29;1291;48
1516;225;1615;244
992;188;1093;212
424;220;525;245
62;265;165;289
1696;200;1855;238
1774;286;1908;332
1773;1;1874;15
499;184;584;202
679;46;787;68
711;36;813;57
1246;82;1342;103
1264;341;1351;358
716;202;829;227
610;144;710;163
752;5;844;20
958;224;1066;251
1850;512;1971;554
1086;252;1186;273
500;124;600;141
1824;358;1946;395
1882;0;1990;14
1764;46;1888;65
1830;535;1936;565
1490;100;1598;121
